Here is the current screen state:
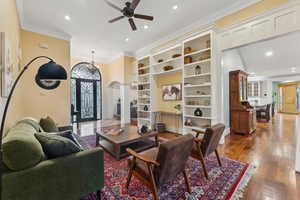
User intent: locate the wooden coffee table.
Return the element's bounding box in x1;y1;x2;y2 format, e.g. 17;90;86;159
96;125;159;160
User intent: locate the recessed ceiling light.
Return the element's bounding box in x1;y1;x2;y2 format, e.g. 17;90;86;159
265;51;273;57
65;15;71;21
291;67;296;73
143;25;149;29
125;38;129;42
172;5;178;10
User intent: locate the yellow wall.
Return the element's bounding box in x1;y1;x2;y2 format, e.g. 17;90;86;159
215;0;289;28
104;56;135;84
20;30;71;127
124;56;136;84
104;56;125;84
154;72;182;113
0;0;23;132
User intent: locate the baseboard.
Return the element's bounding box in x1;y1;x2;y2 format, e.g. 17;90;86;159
224;127;231;136
219;127;230;144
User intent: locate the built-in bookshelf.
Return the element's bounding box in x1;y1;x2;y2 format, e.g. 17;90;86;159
136;31;216;134
183;32;214;132
151;44;183;76
137;56;151;128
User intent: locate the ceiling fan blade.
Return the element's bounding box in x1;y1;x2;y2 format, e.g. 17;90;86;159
128;18;137;31
134;14;154;21
130;0;141;10
104;0;122;12
109;16;125;23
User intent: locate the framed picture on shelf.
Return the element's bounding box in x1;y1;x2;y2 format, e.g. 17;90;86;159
162;83;182;101
0;32;14;97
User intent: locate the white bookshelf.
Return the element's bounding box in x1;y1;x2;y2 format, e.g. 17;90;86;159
182;31;215;134
151;44;182;73
136;30;217;134
137;56;152;129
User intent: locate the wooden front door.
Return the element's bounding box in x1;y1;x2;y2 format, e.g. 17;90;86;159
279;84;298;114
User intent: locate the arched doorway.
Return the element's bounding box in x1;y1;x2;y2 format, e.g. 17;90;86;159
71;62;102;123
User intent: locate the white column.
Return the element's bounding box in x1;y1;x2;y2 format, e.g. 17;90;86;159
120;84;131;125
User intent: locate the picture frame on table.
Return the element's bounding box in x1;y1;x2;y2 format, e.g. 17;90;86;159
162;83;182;101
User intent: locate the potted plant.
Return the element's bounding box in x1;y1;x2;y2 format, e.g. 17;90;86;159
174;104;182;114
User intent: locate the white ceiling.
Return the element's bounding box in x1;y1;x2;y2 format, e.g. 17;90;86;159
238;31;300;78
17;0;260;63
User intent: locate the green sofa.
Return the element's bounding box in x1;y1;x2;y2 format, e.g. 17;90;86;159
2;119;104;200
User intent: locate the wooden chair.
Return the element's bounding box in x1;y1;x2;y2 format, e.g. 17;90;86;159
256;104;271;122
126;134;194;200
191;123;225;180
272;102;275;117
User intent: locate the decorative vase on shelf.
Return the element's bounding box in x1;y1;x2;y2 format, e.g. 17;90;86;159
140;125;148;134
195;65;201;75
184;119;193;126
144;105;148;111
194;108;203;117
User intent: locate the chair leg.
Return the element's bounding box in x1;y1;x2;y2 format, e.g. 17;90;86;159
96;190;101;200
197;145;209;180
183;169;192;194
215;150;222;167
126;167;133;189
199;152;209;180
148;164;159;200
126;158;135;189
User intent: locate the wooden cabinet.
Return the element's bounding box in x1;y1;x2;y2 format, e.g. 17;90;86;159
229;70;256;135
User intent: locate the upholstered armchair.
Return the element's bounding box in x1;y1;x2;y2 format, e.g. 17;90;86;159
126;134;194;200
191;123;225;179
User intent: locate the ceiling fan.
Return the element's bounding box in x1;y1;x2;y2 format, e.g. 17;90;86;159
104;0;154;31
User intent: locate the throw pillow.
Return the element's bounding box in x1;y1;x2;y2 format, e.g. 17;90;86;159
35;133;81;159
55;131;83;150
39;116;59;132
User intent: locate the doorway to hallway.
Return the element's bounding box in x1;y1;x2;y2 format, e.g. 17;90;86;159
278;82;300;114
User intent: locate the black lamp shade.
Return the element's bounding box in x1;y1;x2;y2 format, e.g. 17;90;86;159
37;61;67;80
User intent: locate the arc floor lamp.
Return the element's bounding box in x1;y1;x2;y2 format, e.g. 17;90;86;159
0;56;67;200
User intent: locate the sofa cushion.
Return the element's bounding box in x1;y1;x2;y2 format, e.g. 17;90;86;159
55;131;83;150
39;116;59;132
35;133;81;159
2;123;45;171
16;118;43;132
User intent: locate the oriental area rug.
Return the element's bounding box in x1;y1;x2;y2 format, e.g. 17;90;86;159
82;135;255;200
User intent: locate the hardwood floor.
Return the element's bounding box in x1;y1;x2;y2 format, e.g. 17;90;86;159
223;113;300;200
160;113;299;199
79;114;299;199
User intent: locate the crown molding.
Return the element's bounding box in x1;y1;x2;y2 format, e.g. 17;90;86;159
218;0;300;33
103;51;135;64
135;0;262;58
16;0;71;40
22;25;71;41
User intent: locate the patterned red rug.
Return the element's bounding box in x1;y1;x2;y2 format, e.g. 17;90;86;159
82;136;255;200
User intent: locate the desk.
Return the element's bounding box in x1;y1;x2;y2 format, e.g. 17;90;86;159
153;111;182;133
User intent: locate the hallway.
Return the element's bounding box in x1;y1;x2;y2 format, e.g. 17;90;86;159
219;114;300;200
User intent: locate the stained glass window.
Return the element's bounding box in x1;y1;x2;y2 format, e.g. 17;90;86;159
80;81;94;119
71;63;101;80
71;62;102;121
